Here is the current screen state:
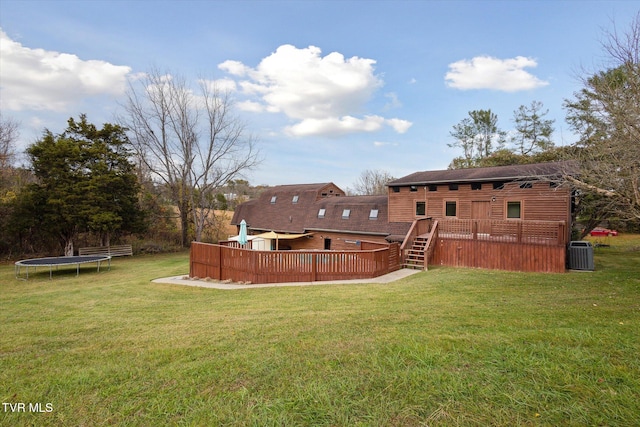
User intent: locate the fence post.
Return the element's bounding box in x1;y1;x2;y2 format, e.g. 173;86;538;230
218;245;223;280
190;242;195;277
312;253;317;282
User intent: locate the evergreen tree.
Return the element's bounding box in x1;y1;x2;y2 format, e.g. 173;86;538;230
23;115;146;255
448;109;505;168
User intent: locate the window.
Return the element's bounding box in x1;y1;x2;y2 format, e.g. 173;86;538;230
428;185;437;192
270;196;277;204
507;201;521;219
410;185;418;192
391;186;400;193
520;182;533;189
471;183;482;190
493;182;504;190
445;201;457;217
292;195;299;203
342;209;350;219
449;184;459;191
369;209;379;220
318;208;325;218
416;201;426;216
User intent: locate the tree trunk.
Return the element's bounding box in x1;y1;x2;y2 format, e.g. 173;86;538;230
64;239;74;257
179;200;189;248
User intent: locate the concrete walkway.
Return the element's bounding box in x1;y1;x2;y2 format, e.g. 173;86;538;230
152;268;422;290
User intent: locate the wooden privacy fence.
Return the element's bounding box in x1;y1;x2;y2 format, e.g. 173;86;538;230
190;242;401;284
431;219;568;273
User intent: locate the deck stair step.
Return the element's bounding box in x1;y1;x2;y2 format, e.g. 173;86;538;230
403;235;429;270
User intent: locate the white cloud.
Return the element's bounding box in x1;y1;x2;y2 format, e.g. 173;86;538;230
386;118;412;133
219;44;412;137
284;115;385;137
384;92;402;110
237;100;265;113
218;60;250;77
0;29;132;112
198;77;237;92
373;141;398;147
445;55;549;92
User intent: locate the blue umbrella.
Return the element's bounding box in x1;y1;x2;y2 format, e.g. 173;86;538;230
239;219;248;245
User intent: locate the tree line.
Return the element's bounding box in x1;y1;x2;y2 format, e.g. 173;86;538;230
0;68;261;257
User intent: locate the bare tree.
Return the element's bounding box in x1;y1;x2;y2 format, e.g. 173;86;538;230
352;169;396;195
0;113;19;170
564;13;640;221
121;69;260;246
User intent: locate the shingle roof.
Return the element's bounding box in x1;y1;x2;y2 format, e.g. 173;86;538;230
231;185;410;237
306;195;390;235
231;183;346;232
389;161;576;186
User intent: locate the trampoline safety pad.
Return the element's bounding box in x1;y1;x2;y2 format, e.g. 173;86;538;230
15;255;112;280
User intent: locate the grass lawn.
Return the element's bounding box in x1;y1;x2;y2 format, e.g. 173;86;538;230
1;237;639;426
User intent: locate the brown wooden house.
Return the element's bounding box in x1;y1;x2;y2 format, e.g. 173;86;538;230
388;161;573;226
388;161;574;272
193;161;575;282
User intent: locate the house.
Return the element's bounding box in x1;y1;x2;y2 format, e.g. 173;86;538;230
387;161;575;272
388;161;573;238
205;161;575;280
231;183;411;251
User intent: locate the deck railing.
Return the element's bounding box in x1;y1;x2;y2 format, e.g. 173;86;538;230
422;219;439;270
431;219;568;272
399;217;432;266
437;219;567;246
190;242;401;284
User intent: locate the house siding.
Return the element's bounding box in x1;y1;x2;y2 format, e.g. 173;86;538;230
389;181;571;225
284;232;389;251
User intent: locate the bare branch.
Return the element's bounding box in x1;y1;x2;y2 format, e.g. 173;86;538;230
120;69;261;244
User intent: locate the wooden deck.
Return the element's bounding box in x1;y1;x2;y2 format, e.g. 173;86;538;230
430;219;568;273
190;242;401;284
192;219;569;281
400;218;568;273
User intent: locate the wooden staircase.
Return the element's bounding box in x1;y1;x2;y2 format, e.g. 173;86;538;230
403;235;429;269
401;219;439;271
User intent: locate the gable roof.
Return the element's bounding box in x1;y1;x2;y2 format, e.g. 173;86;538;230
231;182;346;233
231;184;410;237
389;161;576;186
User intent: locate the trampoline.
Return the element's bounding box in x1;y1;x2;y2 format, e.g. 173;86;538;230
15;255;111;280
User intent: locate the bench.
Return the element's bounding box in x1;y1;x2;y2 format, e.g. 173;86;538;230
79;245;133;257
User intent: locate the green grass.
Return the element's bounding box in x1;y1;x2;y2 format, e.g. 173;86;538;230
1;239;639;426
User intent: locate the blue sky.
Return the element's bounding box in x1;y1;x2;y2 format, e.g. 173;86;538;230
1;0;637;190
